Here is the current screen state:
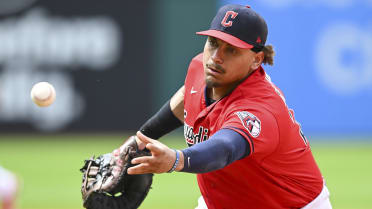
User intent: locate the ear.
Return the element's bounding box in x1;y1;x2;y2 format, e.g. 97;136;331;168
251;51;264;69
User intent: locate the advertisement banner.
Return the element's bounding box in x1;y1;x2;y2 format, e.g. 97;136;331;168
0;0;154;132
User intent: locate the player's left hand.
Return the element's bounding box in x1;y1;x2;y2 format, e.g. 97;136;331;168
127;131;183;174
79;135;153;209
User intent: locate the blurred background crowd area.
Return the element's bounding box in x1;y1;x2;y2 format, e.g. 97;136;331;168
0;0;371;209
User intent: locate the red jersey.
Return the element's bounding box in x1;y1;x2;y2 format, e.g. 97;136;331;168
183;54;323;209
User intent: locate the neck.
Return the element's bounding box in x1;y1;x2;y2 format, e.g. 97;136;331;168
208;84;238;101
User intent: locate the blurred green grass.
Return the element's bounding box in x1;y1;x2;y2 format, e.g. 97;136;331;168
0;134;371;209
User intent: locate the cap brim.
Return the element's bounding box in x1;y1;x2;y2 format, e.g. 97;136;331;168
196;30;253;49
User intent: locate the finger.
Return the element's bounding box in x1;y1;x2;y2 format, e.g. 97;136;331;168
127;163;151;175
136;131;157;144
146;143;163;154
131;156;152;164
134;136;147;150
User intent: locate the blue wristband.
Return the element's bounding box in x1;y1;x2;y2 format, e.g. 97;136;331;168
167;149;180;173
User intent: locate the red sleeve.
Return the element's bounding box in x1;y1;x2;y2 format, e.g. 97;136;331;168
222;108;279;160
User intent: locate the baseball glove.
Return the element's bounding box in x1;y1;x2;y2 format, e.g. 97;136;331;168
80;136;153;209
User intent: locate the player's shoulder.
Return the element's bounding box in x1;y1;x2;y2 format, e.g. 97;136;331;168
191;53;203;63
222;98;279;128
228;74;288;117
220;101;279;142
186;52;204;76
188;53;203;68
226;100;273;117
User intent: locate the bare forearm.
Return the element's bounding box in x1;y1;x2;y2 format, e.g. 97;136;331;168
170;85;185;123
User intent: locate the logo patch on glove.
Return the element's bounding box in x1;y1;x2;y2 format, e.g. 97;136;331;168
236;111;261;138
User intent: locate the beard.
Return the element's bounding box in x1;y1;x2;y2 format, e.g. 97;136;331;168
204;62;225;88
205;76;222;88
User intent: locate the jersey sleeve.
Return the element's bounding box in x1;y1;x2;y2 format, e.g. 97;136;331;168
221;107;279;160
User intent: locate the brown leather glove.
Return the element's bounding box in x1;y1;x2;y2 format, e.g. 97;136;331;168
80;136;153;209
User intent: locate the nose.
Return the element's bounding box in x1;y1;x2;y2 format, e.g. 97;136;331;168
211;46;224;64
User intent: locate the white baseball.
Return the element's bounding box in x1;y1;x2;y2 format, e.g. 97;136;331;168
30;82;56;107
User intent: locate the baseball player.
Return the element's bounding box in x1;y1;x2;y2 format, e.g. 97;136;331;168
0;166;18;209
123;4;332;209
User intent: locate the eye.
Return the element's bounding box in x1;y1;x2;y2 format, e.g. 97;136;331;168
226;46;237;54
208;37;218;47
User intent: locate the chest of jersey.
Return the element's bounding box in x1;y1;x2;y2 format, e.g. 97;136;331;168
183;100;221;146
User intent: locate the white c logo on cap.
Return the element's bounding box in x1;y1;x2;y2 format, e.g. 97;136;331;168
221;11;238;27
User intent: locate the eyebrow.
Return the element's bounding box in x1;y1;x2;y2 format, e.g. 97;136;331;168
208;37;239;52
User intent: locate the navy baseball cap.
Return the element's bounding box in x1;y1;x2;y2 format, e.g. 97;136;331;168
197;4;268;51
